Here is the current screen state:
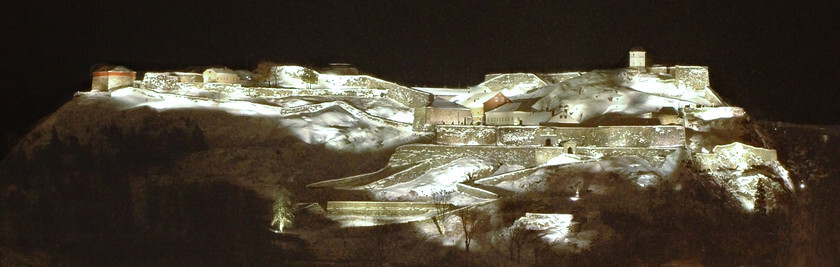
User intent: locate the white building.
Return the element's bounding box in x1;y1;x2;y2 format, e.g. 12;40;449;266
203;68;240;84
629;46;646;69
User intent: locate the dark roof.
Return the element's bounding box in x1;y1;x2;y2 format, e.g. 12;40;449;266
658;107;679;115
630;46;646;52
429;97;468;109
94;65;132;72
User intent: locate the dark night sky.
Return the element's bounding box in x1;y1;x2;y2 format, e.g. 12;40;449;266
2;0;839;140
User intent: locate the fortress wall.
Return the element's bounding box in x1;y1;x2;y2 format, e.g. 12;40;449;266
164;82;387;98
364;161;435;188
498;127;540;146
537;72;583;84
474;167;544;186
576;147;680;167
142;73;179;91
326;201;444;217
385;85;434;108
437;125;685;147
683;107;747;132
529;126;686;147
307;164;414;189
674;66;710;91
388;144;539;167
455;183;499;199
435;125;498;145
534;147;574;164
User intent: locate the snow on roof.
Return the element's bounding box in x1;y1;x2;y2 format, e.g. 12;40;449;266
413;87;469;96
205;68;237;74
429;97;467;109
486;102;520;113
478;73;547;97
456;91;505;108
95;65;133;72
548;113;580;124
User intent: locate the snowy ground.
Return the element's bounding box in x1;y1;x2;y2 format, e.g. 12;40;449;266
449;69;721;124
371;157;499;202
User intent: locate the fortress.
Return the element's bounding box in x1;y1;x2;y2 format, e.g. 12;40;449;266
90;48;768;226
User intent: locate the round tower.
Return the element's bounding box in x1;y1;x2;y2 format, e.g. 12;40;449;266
629;46;646;69
91;65;136;91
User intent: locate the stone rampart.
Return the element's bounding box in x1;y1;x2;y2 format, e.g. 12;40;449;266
388;145;538;167
498;127;540;146
326;201;447;217
435;125;498;145
529;126;686;148
364;161;434;189
575;147;680;167
455;183;499;199
386;85;434;108
474;167;544;186
387;144;680;171
674;65;710;91
306;163;416;189
694;142;778;171
683;107;746;132
436;125;685;147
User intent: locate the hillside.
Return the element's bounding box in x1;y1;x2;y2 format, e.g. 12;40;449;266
0;81;838;265
0;89;429;264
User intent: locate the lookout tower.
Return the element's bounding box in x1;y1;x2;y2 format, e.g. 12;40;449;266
91;65;135;91
629;46;646;69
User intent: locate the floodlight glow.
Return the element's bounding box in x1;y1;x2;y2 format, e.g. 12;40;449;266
570;189;581;201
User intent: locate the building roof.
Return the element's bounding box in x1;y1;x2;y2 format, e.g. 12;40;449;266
630;46;646;52
205;68;237;75
658;107;679;115
486;102;521;113
487;98;542;113
457;92;508;108
429;97;468;109
94;65;133;72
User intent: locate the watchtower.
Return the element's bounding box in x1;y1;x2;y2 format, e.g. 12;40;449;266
629;46;646;69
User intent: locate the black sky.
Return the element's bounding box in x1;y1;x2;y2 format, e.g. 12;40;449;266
2;0;839;139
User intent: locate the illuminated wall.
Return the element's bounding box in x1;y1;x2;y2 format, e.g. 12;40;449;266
388;144;681;169
674;65;710;91
92;70;135;91
434;125;686;148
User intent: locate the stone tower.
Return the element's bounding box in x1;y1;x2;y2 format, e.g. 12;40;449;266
629;46;646;69
91;65;136;92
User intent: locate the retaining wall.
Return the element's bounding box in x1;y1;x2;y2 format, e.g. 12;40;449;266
326;201;447;217
389;144;680;170
455;183;499;199
435;125;498;145
385;85;434;108
575;147;680;167
364;161;434;189
435;125;685;147
388;145;539;167
306;163;416;189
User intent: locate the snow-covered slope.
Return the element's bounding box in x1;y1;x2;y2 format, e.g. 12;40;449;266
512;69;719;123
91;87;421;152
272;65;406;90
371;157;499;201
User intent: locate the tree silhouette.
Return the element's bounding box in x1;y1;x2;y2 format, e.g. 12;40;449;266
300;69;319;89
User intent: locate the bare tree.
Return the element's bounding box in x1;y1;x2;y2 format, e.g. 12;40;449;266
430;191;450;236
252;61;281;87
497;226;544;263
455;207;483;252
